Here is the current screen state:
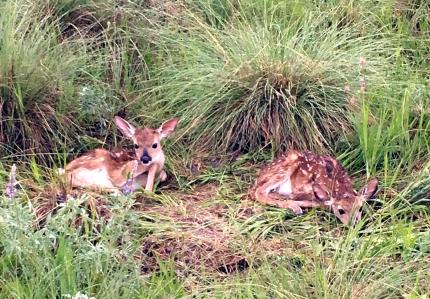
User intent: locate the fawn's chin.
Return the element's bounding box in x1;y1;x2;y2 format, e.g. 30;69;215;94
140;161;152;167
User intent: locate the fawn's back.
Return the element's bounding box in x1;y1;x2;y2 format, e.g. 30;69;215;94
255;150;356;200
250;150;378;224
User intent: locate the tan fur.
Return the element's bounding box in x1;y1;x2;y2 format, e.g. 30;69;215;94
64;117;179;194
248;150;378;225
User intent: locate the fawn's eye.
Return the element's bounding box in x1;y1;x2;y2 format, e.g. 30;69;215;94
133;144;139;149
152;143;158;149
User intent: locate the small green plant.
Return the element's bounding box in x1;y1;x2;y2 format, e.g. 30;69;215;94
0;195;185;299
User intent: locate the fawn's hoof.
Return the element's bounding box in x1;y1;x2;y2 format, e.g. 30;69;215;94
159;171;167;182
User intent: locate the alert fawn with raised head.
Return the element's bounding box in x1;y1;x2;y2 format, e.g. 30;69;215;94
63;116;179;194
248;149;378;225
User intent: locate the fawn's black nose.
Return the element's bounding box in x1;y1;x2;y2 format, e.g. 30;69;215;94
140;148;152;164
141;155;152;164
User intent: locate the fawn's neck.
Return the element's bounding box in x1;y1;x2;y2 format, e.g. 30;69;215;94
121;160;152;178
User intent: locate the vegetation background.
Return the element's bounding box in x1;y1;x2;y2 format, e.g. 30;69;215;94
0;0;429;298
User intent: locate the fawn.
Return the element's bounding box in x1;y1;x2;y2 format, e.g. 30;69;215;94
63;116;179;194
248;149;378;225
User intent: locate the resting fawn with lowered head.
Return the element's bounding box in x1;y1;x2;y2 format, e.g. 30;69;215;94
248;149;378;225
63;116;179;194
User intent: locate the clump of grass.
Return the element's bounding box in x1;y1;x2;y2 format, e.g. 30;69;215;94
148;5;394;154
0;0;157;165
398;160;430;206
338;80;430;183
0;1;87;162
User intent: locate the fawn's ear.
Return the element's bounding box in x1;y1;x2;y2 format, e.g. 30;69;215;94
159;118;179;139
115;116;136;138
313;184;329;201
359;177;379;200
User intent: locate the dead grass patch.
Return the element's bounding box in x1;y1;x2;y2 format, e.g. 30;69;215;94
133;182;314;281
29;182;112;228
173;182;220;202
137;199;247;276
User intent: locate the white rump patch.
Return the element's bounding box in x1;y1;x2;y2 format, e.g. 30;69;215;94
70;168;115;189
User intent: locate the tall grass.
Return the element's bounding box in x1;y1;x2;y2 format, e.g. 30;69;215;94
0;1;85;160
0;0;154;165
147;3;395;153
340;84;430;181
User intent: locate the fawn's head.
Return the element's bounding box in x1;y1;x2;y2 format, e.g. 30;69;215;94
114;116;179;166
314;178;379;225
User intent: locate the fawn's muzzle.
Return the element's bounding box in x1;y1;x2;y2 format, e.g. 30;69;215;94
140;148;152;164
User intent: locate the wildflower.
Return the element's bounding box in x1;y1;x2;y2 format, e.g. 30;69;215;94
63;292;96;299
5;164;17;199
344;84;351;93
78;86;90;97
359;77;367;93
122;178;135;195
122;163;138;195
359;57;368;70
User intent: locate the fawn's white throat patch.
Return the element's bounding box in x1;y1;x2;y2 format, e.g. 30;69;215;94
277;179;292;196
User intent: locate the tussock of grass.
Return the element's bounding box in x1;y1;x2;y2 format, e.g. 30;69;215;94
0;1;84;159
149;7;394;153
0;0;154;164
